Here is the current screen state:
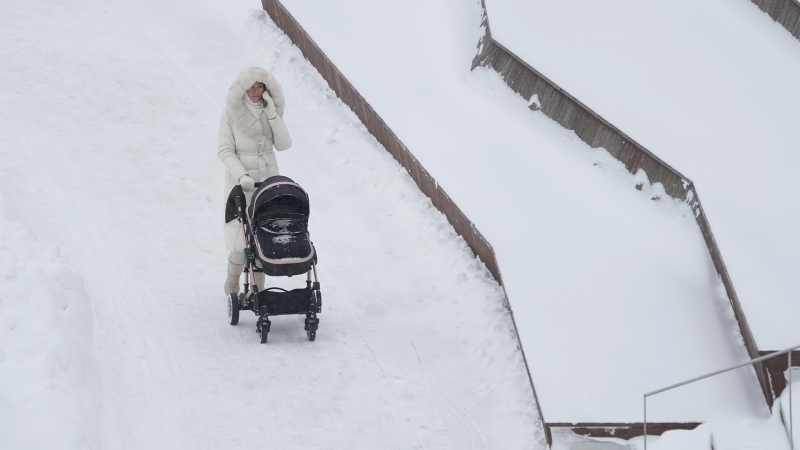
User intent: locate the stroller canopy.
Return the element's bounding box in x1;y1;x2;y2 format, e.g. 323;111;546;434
247;175;309;221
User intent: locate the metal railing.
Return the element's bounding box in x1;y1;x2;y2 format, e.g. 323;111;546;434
644;344;800;450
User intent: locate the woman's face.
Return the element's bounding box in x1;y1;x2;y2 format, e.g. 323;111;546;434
247;82;265;103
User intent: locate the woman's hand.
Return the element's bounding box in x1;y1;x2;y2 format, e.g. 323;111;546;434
239;175;255;192
262;92;278;120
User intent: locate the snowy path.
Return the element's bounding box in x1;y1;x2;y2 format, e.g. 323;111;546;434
0;0;540;448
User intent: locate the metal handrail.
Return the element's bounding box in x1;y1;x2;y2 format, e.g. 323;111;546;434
644;344;800;450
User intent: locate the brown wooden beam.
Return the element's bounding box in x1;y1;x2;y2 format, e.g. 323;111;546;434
547;422;702;440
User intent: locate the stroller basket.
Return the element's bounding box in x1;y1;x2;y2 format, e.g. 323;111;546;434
256;287;322;316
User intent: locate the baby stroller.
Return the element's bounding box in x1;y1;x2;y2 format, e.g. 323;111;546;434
226;175;321;343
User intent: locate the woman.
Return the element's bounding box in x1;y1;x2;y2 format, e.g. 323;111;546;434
219;67;292;294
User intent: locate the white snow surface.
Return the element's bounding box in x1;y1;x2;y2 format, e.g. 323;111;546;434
0;0;541;448
0;198;101;450
484;0;800;350
278;0;764;422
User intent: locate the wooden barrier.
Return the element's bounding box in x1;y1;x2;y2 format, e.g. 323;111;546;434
546;422;702;442
750;0;800;40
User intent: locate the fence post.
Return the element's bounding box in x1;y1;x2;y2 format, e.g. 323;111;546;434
643;395;648;450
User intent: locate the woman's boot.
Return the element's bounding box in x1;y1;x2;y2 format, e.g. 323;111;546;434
224;261;243;294
253;270;266;292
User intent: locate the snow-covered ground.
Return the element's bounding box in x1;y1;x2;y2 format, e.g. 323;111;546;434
278;0;763;423
0;0;541;448
484;0;800;350
1;0;793;447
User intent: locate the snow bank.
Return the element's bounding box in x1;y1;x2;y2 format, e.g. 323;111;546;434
0;197;100;450
484;0;800;350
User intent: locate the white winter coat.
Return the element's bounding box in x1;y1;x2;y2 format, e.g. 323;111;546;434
220;67;292;251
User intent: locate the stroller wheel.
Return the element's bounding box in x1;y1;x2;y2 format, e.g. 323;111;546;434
305;314;319;341
228;294;239;325
258;317;270;344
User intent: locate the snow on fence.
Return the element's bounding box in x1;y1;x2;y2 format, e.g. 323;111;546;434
258;0;549;441
471;0;774;441
750;0;800;40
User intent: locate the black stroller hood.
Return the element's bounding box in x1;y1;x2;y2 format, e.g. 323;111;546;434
247;176;316;276
247;175;309;219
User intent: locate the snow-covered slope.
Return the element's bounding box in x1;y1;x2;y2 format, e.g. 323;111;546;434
276;0;764;423
0;0;540;448
484;0;800;350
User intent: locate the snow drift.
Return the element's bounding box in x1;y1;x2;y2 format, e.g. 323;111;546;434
0;197;101;450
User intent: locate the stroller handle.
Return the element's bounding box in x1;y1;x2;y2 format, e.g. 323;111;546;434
234;181;264;214
235;182;263;205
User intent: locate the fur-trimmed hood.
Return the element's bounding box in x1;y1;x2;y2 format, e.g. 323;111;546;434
225;67;286;140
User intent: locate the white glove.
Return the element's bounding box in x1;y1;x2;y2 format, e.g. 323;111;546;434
239;175;255;192
262;92;278;120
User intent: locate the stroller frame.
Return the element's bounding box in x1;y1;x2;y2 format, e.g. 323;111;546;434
227;190;321;343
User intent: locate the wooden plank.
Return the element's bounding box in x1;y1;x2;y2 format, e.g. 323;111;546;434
547;422;702;440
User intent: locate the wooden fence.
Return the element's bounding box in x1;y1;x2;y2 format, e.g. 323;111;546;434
750;0;800;40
